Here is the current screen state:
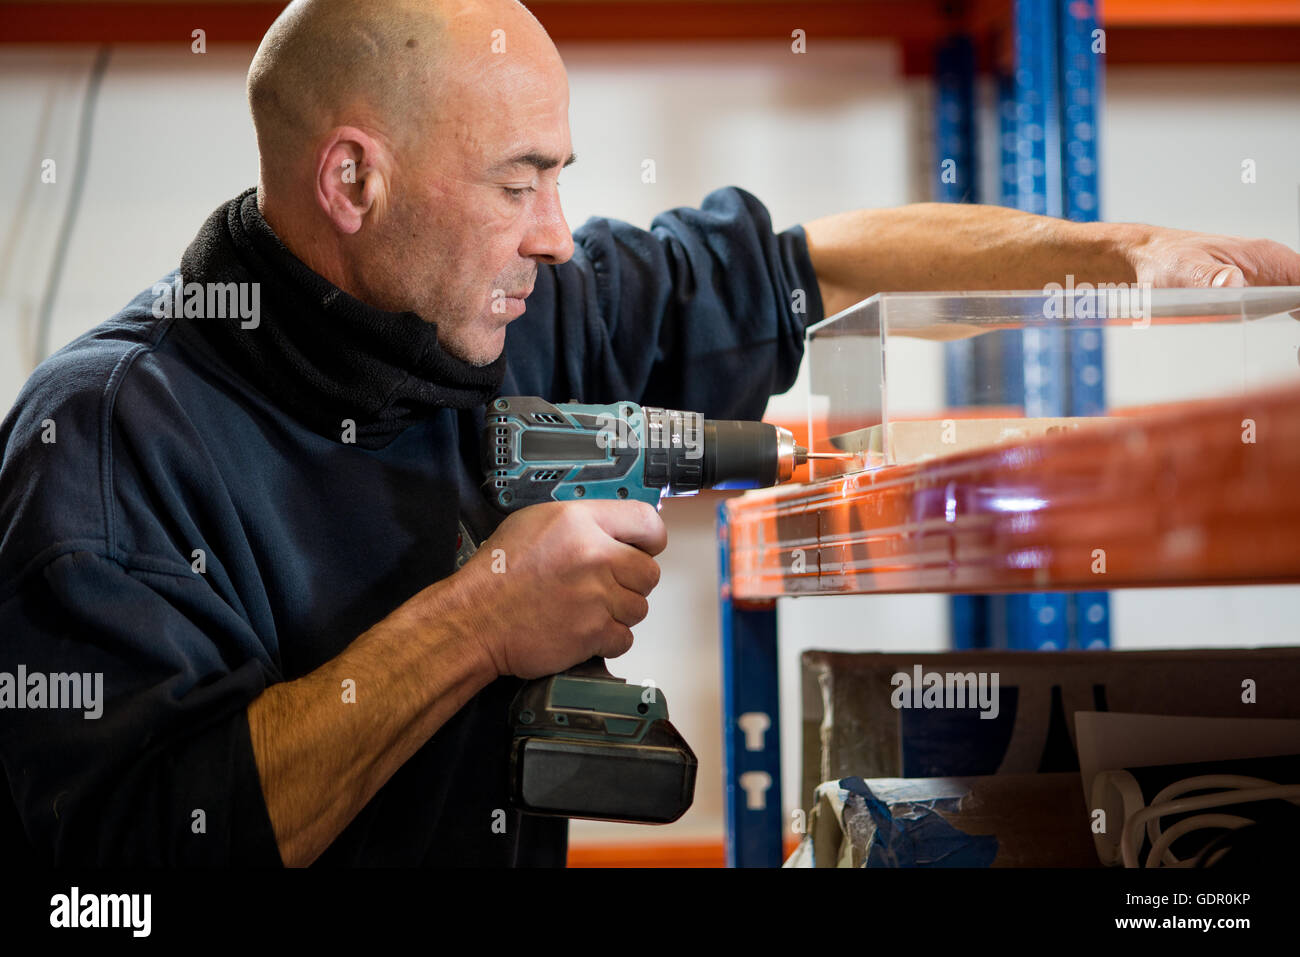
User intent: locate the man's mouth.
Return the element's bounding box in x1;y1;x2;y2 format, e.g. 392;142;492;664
491;272;536;319
492;287;533;321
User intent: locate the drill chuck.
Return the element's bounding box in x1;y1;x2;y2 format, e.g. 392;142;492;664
700;420;803;488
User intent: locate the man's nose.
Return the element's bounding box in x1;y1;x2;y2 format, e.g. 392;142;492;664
522;186;574;265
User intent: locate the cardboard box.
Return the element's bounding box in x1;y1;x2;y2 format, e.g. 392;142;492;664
787;773;1097;868
800;648;1300;821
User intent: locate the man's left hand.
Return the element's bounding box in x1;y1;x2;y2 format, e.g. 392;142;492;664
1126;226;1300;288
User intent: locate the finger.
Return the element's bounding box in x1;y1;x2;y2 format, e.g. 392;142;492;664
1211;265;1245;288
1179;256;1243;289
585;500;668;556
592;621;635;659
608;543;661;596
606;579;651;627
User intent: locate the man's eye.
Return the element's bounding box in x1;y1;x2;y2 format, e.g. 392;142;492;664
504;186;534;200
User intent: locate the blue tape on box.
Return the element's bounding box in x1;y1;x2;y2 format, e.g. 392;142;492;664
840;778;999;868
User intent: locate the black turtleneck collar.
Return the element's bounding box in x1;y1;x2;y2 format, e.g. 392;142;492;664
172;187;506;450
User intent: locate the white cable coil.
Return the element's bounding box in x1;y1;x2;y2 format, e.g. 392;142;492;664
1114;774;1300;868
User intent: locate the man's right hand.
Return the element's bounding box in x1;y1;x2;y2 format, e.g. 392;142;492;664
249;499;665;865
445;500;667;680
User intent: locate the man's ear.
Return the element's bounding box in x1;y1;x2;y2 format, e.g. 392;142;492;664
314;126;392;235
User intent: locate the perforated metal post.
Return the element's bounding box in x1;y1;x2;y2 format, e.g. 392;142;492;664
717;504;783;867
1003;0;1071;649
1059;0;1111;649
935;34;993;651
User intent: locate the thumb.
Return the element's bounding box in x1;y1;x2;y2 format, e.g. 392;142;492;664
1210;264;1245;288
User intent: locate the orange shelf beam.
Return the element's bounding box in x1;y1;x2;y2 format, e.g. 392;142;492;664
1104;0;1300;26
726;384;1300;600
2;1;1297;67
0;2;958;44
567;836;801;867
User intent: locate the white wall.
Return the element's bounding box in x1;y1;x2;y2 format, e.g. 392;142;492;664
2;40;1297;847
0;46;259;390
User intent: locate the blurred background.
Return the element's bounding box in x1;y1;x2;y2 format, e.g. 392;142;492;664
2;0;1299;864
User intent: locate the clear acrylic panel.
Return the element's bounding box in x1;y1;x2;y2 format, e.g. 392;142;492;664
805;287;1300;479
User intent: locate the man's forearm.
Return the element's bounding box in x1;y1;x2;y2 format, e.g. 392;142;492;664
802;203;1147;317
246;579;497;867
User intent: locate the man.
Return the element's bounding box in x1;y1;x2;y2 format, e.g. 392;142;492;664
1;0;1296;868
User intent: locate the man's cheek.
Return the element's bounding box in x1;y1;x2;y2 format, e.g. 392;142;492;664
471;196;518;230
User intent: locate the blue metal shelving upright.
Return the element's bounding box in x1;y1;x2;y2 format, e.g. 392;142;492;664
1059;0;1111;650
716;505;783;868
935;34;990;652
975;0;1110;652
717;0;1111;865
1000;0;1073;650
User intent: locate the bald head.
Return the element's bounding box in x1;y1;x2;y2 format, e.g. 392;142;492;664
248;0;438;178
249;0;561;186
244;0;575;365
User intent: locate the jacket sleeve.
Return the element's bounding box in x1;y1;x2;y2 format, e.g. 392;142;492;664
0;547;283;865
505;186;825;420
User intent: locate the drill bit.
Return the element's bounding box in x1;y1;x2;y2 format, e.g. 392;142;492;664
793;445;857;464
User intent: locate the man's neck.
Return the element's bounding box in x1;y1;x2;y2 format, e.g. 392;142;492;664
257;184;356;299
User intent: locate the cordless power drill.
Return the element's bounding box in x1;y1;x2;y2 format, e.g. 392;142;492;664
482;396;825;825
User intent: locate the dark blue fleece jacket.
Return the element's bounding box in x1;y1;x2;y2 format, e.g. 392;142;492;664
0;186;821;866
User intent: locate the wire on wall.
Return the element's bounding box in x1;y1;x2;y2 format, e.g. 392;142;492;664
33;44;111;369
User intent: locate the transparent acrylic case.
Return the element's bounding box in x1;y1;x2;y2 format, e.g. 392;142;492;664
805;287;1300;479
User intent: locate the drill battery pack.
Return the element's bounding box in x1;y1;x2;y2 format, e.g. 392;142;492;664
508;659;697;824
